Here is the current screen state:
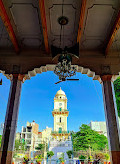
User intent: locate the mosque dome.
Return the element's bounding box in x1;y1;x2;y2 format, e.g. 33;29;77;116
55;88;66;96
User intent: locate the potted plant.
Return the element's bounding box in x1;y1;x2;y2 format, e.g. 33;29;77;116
66;150;73;164
88;156;93;164
79;155;86;164
35;154;43;164
31;160;34;164
23;155;29;164
59;157;65;164
104;153;110;164
47;151;54;164
59;153;65;164
60;159;65;164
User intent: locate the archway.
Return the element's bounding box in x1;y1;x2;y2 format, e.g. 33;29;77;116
0;64;120;164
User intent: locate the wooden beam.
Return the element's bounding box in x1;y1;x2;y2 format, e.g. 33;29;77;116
39;0;50;54
0;50;120;76
77;0;87;43
105;10;120;55
0;0;19;53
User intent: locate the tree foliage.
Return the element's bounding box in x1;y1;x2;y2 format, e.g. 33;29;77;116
104;153;110;160
14;139;26;151
58;153;65;163
66;150;73;159
35;143;45;151
114;77;120;117
47;151;54;158
35;154;43;163
0;135;2;148
72;124;108;151
23;155;29;163
47;151;54;164
79;155;86;162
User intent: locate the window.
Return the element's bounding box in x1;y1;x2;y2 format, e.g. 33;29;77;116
60;117;61;123
27;134;31;138
27;127;32;132
23;127;26;132
26;140;31;144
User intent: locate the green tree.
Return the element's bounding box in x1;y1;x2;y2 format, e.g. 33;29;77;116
66;150;73;159
35;154;43;164
72;124;108;151
104;153;110;161
23;155;29;164
0;135;2;148
14;139;26;151
114;77;120;117
47;151;54;164
79;155;86;162
35;143;45;151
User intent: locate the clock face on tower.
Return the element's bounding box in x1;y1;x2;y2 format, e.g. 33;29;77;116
59;103;62;106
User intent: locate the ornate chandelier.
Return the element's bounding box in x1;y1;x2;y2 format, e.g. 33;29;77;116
54;53;77;81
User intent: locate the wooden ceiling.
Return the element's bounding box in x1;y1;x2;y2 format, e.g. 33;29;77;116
0;0;120;79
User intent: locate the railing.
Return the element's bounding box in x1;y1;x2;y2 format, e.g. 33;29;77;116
53;109;68;112
49;143;72;147
52;131;70;134
13;159;110;164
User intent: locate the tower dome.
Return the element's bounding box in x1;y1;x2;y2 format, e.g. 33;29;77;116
55;88;66;96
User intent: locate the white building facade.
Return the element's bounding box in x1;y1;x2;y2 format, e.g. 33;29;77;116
89;121;107;137
21;121;39;151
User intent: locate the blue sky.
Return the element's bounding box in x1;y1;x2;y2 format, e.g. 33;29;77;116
0;71;105;133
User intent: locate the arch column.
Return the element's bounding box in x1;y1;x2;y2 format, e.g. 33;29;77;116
0;74;24;164
101;75;120;164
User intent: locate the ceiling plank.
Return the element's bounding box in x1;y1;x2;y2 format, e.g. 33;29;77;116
105;10;120;55
39;0;50;54
0;0;19;52
77;0;87;43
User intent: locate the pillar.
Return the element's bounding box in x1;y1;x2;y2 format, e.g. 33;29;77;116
101;75;120;164
0;74;24;164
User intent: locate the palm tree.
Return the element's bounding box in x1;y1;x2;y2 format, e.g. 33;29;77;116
47;151;54;164
66;150;73;163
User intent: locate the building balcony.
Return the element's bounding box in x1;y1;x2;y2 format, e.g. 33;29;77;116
53;109;68;112
21;131;32;134
51;131;70;135
52;110;69;116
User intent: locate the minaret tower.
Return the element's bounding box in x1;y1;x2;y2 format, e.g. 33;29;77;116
52;88;70;140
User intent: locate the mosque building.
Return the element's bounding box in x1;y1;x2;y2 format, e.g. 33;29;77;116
52;87;70;140
49;88;72;161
